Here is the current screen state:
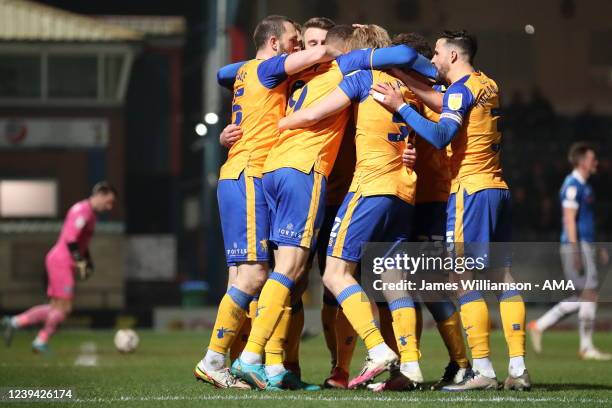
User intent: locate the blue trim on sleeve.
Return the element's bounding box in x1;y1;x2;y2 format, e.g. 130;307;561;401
388;297;415;312
397;104;460;149
339;70;372;102
336;284;364;304
337;48;372;75
411;53;437;79
458;291;484;306
217;61;247;90
227;286;253;311
371;44;417;70
338;45;418;75
269;271;295;291
442;78;475;121
257;54;289;89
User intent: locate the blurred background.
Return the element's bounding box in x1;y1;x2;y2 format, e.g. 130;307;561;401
0;0;611;329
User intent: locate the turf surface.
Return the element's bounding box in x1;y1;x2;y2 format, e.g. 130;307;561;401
1;328;611;407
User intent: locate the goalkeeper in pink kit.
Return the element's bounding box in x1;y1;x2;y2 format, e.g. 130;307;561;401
2;182;117;353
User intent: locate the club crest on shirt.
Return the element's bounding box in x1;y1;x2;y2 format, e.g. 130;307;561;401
447;93;463;111
565;185;577;200
74;215;86;230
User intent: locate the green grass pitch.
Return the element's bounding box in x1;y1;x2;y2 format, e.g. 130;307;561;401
1;329;611;407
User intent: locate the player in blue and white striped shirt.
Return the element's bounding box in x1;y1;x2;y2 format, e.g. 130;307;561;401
529;142;610;361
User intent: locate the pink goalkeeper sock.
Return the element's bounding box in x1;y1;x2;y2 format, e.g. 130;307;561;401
37;308;66;343
15;305;52;327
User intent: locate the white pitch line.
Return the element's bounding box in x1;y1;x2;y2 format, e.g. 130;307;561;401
67;394;611;404
73;342;98;367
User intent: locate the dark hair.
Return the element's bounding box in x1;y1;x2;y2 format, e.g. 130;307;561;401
393;32;432;59
292;20;302;34
568;142;596;167
92;181;118;197
325;24;354;46
253;15;291;50
303;17;335;31
440;29;478;63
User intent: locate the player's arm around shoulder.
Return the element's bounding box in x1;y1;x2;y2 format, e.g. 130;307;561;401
278;87;351;131
278;69;368;131
216;61;247;89
284;44;343;76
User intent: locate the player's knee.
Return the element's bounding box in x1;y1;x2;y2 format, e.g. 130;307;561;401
321;271;335;291
578;300;596;320
53;299;72;315
580;289;598;302
274;246;310;280
235;262;268;294
250;271;268;292
322;266;344;292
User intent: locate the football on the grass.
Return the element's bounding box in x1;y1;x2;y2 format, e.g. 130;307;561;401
114;329;139;353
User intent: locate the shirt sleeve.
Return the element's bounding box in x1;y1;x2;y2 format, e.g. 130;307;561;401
371;45;417;70
338;70;372;102
336;45;418;75
411;53;437;79
257;54;289;89
216;61;246;90
440;81;475;126
64;208;87;243
396;104;461;149
336;48;373;75
562;183;581;209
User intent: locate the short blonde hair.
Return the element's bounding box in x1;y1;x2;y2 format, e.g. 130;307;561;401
349;24;391;50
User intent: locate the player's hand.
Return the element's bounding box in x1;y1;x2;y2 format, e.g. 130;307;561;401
278;116;289;131
352;23;367;29
403;143;417;169
370;82;404;112
75;260;90;280
388;67;409;82
219;124;242;148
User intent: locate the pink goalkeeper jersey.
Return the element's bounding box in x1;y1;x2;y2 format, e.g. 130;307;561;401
47;199;97;264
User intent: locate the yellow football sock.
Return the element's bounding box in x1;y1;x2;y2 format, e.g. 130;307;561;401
437;311;469;367
264;306;292;366
459;291;490;359
230;318;249;362
415;304;423;350
337;285;384;350
389;298;419;363
321;296;338;364
335;307;357;372
378;304;399;354
209;286;252;354
284;301;304;366
245;273;293;356
230;299;257;361
499;291;526;357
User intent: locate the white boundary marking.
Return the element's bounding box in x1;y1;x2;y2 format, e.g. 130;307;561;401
68;394;611;404
73;342;98;367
